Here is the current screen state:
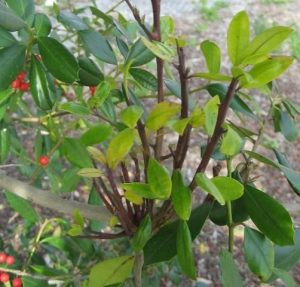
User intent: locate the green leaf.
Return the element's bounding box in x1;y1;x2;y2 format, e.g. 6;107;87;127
170;118;190;135
124;190;143;205
129;68;157;91
219;249;243;287
5;0;34;20
38;37;79;83
106;128;136;169
80;124;112;146
0;2;27;31
79;29;117;65
34;13;52;37
5;191;38;223
88;81;111;109
132;215;152;252
227;11;250;66
144;202;211;265
189;107;205;128
78;56;104;86
243;26;293;60
0;44;26;91
211;176;244;201
57;11;89;31
89;256;134;287
164;78;181;98
201;40;221;73
280;110;298;142
77;168;102;178
171;170;192;221
30;55;56;110
0;126;10;162
241;57;293;88
272;269;297;287
240;185;294;246
126;38;155;67
220;125;243;156
141;36;175;61
192;73;231;81
147;158;172;200
73;209;84;227
62;138;93;168
23;277;49;287
120;106;143;128
122;183;153;198
0;27;17;48
196;173;225;205
59;102;90;116
204;96;220;136
244;227;274;281
145;101;180;131
177;221;196;279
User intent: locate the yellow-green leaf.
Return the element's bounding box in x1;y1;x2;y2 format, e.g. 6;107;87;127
124;190;143;205
211;176;244;201
120;105;144;128
204;96;220;136
220;125;243;156
77;168;102;178
189;107;205;128
87;146;106;164
201;40;221;73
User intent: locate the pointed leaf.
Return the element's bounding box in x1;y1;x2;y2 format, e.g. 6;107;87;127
58;11;89;31
120;106;144;128
34;13;52;37
280;110;298;142
0;27;17;48
0;2;27;31
80;124;112;146
204;96;220;136
126;39;155;67
132;215;152;252
129;68;157;91
201;40;221;73
77;168;102;178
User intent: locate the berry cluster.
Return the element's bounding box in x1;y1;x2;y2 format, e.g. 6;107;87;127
39;155;49;167
89;86;96;96
0;253;22;287
11;71;29;92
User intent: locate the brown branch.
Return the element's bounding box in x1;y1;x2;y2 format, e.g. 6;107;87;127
78;231;126;240
93;179;115;215
190;78;239;190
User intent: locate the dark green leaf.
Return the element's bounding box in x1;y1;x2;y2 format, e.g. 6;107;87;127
34;13;52;37
219;249;243;287
240;185;294;246
129;68;157;91
164;79;181;98
144;202;211;265
126;39;155;67
280;110;298;142
57;11;89;31
0;2;27;31
0;27;17;48
23;277;49;287
0;44;26;91
80;124;112;146
177;221;196;279
78;56;104;86
38;37;79;83
5;0;34;20
30;55;56;110
0;125;10;163
244;227;274;281
272;269;297;287
132;215;152;252
116;37;129;58
79;29;117;65
5;191;38;223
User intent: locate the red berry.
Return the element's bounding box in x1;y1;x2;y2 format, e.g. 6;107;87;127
0;272;9;283
0;253;7;263
11;80;20;89
89;86;96;96
39;155;49;166
12;277;23;287
19;82;29;92
6;255;15;265
17;71;26;81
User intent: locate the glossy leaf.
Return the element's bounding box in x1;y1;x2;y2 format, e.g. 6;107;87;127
192;72;231;82
177;221;197;279
126;39;155;67
141;37;174;61
78;56;104;86
241;57;293;88
244;227;274;281
34;13;52;37
0;2;27;31
57;11;89;30
220;125;243;156
59;102;90;116
132;215;152;252
243;26;293;60
5;0;34;20
280;110;298;142
220;249;243;287
124;190;143;205
0;45;26;91
77;168;102;178
89;256;134;287
129;68;157;91
122;183;154;199
106;128;136;169
147;158;172;199
204;96;220;136
38;37;79;83
30;55;56;110
240;185;294;246
145;101;180;131
211;176;244;201
171;170;192;220
79;29;117;65
80;124;112;146
120;105;143;128
0;27;17;48
201;40;221;73
227;11;250;65
144;202;211;265
5;192;38;223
